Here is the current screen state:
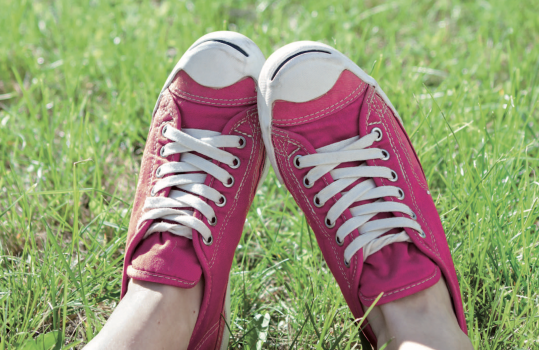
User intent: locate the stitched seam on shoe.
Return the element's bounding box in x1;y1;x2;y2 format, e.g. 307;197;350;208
170;87;257;101
126;266;196;286
359;267;439;301
193;321;220;350
273;83;367;126
369;90;439;256
210;108;259;267
382;100;439;255
387;105;429;191
174;93;255;106
136;94;174;236
366;90;428;191
184;109;258;333
170;87;256;106
378;94;438;253
272;129;352;288
209;110;254;266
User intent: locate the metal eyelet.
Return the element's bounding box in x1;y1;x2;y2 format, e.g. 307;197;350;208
411;212;417;220
216;195;227;207
237;136;246;149
390;170;398;182
230;157;240;169
335;234;344;246
150;188;157;197
313;194;323;208
293;155;302;169
208;216;217;226
381;149;390;161
155;166;164;178
344;257;350;267
418;230;426;238
397;188;405;200
303;176;313;188
325;217;335;228
372;127;383;141
224;176;234;188
160;146;166;157
203;235;214;245
162;124;169;136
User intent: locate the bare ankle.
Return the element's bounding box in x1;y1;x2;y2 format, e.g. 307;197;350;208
364;279;473;350
84;279;204;350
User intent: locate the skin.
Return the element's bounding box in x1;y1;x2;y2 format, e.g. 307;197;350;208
84;278;202;350
365;279;474;350
84;278;472;350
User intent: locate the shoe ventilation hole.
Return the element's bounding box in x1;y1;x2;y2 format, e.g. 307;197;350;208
271;50;331;80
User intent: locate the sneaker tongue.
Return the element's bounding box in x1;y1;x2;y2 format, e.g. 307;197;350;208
130;232;203;286
358;242;440;306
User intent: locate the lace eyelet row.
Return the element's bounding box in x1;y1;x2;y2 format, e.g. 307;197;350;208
294;130;428;269
148;125;247;247
152;124;171;196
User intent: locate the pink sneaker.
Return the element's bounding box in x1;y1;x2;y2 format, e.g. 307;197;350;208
122;31;266;349
258;42;468;344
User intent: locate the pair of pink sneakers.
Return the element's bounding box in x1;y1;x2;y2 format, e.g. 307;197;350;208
122;31;467;349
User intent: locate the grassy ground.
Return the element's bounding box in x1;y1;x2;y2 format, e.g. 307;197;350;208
1;0;538;348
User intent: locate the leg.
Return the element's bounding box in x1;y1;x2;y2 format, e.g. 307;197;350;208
365;279;473;350
84;278;203;350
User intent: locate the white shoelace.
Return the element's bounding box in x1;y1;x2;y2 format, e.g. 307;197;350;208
137;126;245;245
295;128;424;265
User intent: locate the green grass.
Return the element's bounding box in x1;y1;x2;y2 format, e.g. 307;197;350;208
1;0;538;348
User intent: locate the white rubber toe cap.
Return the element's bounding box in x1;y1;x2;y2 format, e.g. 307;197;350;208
153;31;266;119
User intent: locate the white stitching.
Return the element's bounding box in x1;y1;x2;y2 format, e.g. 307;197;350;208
273;83;367;126
170;87;256;106
193;321;220;350
272;129;352;288
369;88;439;256
171;87;256;101
359;267;439;301
127;266;196;286
209;109;260;267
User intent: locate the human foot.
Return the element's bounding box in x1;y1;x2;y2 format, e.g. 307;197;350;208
257;42;469;348
89;31;267;350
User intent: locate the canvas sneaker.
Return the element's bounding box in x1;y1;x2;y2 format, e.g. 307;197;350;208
122;31;267;350
257;41;468;344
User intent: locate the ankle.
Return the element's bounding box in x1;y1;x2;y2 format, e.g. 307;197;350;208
130;279;203;335
365;279;472;350
85;279;204;350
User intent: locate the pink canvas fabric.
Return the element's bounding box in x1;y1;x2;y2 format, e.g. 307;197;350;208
268;69;467;344
122;68;266;348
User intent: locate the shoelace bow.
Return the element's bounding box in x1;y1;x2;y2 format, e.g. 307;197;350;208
137;125;245;245
295;128;424;265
